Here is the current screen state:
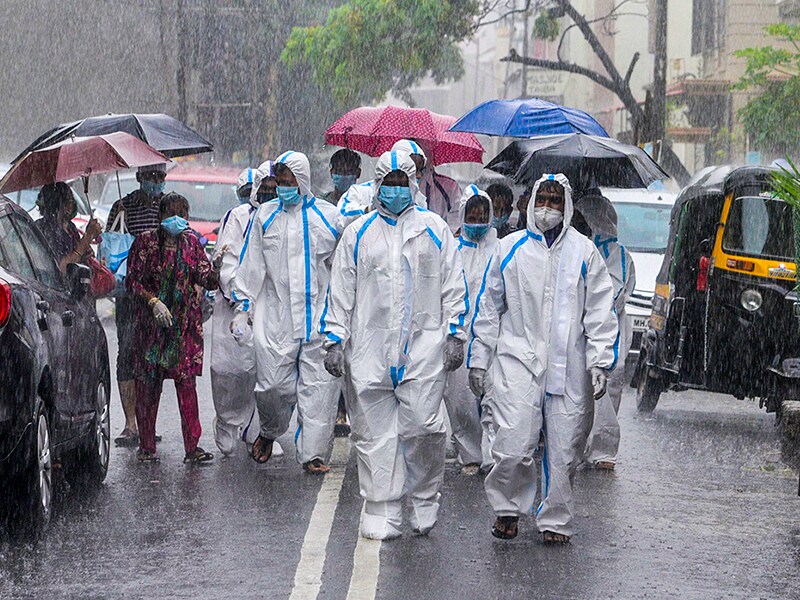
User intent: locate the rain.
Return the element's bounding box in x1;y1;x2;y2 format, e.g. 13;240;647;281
1;1;799;599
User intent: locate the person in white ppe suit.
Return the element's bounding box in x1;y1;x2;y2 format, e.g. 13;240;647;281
575;192;635;470
230;151;341;474
442;185;501;474
467;173;618;544
211;163;285;457
321;149;468;540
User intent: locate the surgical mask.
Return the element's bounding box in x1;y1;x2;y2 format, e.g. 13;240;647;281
378;185;413;215
332;174;356;193
463;223;490;241
256;190;277;204
141;180;165;197
277;185;303;206
161;215;189;237
533;207;564;232
492;214;509;229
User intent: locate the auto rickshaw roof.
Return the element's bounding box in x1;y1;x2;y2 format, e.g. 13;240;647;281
723;165;776;197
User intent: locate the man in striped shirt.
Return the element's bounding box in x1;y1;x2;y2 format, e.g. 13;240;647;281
106;163;167;447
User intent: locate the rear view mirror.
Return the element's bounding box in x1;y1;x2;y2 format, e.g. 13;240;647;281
699;238;712;254
66;263;91;301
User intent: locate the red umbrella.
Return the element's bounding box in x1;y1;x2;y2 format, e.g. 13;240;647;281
0;131;170;193
325;105;484;166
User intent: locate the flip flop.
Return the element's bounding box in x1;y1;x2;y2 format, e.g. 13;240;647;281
542;530;570;544
250;436;274;464
184;447;214;464
115;428;139;447
491;516;518;540
137;450;160;464
303;458;331;475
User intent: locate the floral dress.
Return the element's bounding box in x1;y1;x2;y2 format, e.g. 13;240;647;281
126;230;218;380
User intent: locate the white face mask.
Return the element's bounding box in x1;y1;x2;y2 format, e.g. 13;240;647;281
533;206;564;232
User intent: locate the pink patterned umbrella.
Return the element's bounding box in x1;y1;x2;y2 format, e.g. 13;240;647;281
325;105;484;166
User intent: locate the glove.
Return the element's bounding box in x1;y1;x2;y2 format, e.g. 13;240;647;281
443;336;464;372
229;311;252;346
211;244;228;272
151;299;173;328
324;344;345;378
469;368;486;397
591;367;607;400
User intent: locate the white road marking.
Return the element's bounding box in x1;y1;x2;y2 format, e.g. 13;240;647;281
288;437;350;600
346;511;381;600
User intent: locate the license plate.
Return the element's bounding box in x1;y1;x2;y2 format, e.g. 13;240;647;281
631;315;649;330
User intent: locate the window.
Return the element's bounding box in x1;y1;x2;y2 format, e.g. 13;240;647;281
12;216;64;289
165;180;238;222
614;202;673;252
0;215;36;281
722;196;795;261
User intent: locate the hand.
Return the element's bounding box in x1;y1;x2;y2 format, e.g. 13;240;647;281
591;367;607;400
151;299;174;328
443;336;464;372
469;368;486;397
324;344;345;378
229;311;251;345
211;244;229;272
84;217;103;241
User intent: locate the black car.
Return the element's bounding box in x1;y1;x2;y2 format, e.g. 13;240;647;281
0;196;110;533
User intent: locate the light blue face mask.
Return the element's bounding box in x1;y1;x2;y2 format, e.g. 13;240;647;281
463;223;491;241
161;215;189;237
378;185;413;215
492;214;510;229
277;185;303;206
332;174;356;193
141;180;165;197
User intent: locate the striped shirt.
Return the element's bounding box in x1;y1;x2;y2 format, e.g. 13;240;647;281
106;190;161;236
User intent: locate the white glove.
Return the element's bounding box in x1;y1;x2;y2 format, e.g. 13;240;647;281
324;344;345;378
443;336;464;372
469;368;486;397
229;311;252;346
591;367;607;400
151;299;173;328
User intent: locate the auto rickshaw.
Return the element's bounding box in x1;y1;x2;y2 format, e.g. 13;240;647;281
634;165;799;417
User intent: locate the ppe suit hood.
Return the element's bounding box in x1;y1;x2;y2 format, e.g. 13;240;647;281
391;139;427;166
528;173;573;240
372;149;420;215
275;151;313;199
237;167;256;190
248;160;275;207
458;184;494;227
574;193;618;237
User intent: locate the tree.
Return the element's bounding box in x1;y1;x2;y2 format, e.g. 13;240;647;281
735;24;800;158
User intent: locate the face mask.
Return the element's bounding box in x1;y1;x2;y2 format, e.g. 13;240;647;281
492;214;509;229
379;185;413;215
332;174;356;193
141;180;165;197
161;215;189;237
277;185;303;206
463;223;490;241
533;206;564;232
256;190;277;204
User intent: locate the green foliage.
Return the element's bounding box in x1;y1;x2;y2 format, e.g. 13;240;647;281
532;11;560;41
771;157;800;210
281;0;479;107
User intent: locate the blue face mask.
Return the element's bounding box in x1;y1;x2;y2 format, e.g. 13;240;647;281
277;185;303;206
492;214;510;229
161;215;189;237
378;185;413;215
332;174;356;193
464;223;491;241
141;180;165;197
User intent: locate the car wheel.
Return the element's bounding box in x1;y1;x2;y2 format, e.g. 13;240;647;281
636;365;663;413
13;408;53;534
66;380;111;488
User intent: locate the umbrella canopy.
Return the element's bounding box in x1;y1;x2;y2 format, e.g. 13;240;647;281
12;113;212;163
324;105;484;166
486;134;668;191
0;132;170;193
449;98;609;138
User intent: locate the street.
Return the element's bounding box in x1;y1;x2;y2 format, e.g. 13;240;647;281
1;319;799;600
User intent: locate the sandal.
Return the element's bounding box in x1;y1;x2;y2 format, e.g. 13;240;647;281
542;530;570;544
594;460;615;471
491;516;519;540
115;428;139;448
137;449;160;464
250;435;274;464
184;447;214;464
303;458;331;475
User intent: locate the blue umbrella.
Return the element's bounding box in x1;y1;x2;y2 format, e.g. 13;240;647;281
449;98;609;138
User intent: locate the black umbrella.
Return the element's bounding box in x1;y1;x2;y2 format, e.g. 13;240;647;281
12;113;213;163
486;134;668;191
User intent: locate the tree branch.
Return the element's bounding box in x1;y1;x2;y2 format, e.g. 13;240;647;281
624;51;640;86
502;48;618;92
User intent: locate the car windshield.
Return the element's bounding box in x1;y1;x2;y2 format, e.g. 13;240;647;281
613;202;672;252
165;180;237;222
17;189;40;212
98;178;138;210
723;195;794;261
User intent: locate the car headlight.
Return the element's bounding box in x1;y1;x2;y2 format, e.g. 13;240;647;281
740;288;763;312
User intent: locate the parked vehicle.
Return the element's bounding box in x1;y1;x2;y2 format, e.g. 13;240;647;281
0;196;110;533
633;166;799;417
603;187;676;360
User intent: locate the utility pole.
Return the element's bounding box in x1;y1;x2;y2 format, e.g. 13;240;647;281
521;1;529;97
651;0;668;160
176;0;188;123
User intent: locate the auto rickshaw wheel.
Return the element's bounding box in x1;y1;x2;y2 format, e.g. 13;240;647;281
636;366;663;413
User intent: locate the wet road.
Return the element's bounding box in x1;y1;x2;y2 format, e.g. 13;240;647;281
1;319;799;599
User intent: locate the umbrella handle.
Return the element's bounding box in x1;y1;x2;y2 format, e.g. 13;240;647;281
82;175;94;216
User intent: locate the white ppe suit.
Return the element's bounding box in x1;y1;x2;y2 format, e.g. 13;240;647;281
321;150;468;539
210;164;270;454
231;151;342;464
575;194;636;466
442;185;501;469
468;173;619;537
